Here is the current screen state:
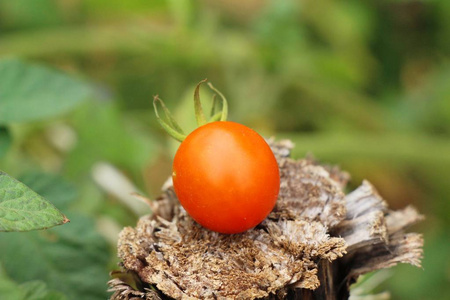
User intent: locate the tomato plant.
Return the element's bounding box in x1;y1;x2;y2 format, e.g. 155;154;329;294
154;80;280;233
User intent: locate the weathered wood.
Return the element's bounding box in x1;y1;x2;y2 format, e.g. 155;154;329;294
108;140;423;300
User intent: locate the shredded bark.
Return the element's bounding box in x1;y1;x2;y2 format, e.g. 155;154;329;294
108;277;163;300
332;181;389;251
273;158;347;228
109;140;423;300
117;208;346;299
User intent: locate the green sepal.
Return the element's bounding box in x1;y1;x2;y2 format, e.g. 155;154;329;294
153;80;229;142
194;79;208;127
209;111;223;122
153;95;185;134
207;82;228;122
209;94;218;118
153;96;187;142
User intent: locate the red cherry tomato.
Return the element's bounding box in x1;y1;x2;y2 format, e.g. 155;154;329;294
172;121;280;234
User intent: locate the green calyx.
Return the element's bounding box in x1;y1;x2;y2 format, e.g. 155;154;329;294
153;79;228;142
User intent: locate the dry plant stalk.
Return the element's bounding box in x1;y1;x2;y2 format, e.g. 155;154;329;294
109;140;423;300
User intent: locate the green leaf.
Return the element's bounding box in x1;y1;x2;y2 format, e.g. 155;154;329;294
0;265;22;300
18;172;78;211
0;126;11;158
0;213;110;300
0;173;110;299
20;281;68;300
0;59;92;124
0;265;67;300
0;171;69;232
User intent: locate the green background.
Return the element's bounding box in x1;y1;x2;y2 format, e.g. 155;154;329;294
0;0;449;299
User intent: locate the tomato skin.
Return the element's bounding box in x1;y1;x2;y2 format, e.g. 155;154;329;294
172;121;280;234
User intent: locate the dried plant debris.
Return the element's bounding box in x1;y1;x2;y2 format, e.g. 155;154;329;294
108;277;163;300
273;158;346;228
117;213;346;299
109;141;423;300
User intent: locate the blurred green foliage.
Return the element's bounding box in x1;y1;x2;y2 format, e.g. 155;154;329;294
0;0;449;299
